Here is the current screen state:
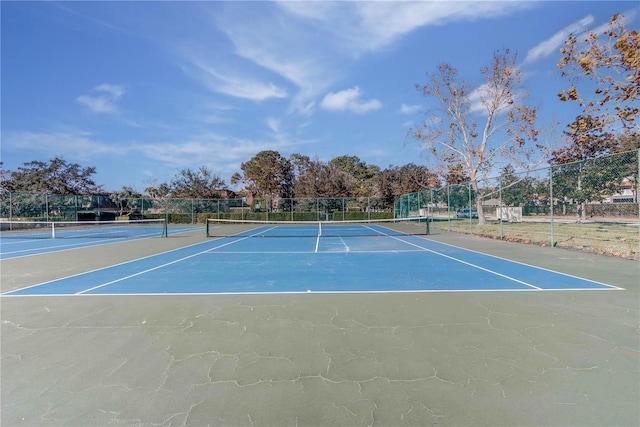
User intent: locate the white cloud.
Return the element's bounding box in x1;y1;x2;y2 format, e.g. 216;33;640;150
181;56;288;102
523;15;594;64
400;103;421;115
266;117;281;134
3;125;313;177
3;130;121;161
95;84;125;98
187;1;533;116
210;6;337;112
76;84;125;114
321;87;382;114
279;1;535;53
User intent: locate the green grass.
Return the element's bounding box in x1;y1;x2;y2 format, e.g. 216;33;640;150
431;218;639;260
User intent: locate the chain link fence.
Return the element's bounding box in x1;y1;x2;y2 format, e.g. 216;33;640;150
0;193;395;225
394;149;639;259
2;150;637;258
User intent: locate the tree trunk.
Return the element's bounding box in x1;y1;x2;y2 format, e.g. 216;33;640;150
470;180;486;225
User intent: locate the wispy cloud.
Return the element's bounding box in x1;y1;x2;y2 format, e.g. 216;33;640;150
523;15;595;64
3;129;120;161
3;127;312;180
321;87;382;114
48;2;131;35
204;1;534;117
400;104;421;115
181;55;288;102
279;1;535;53
76;84;125;114
209;4;338;113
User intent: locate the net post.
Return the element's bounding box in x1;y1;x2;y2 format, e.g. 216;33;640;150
51;222;56;239
163;218;168;237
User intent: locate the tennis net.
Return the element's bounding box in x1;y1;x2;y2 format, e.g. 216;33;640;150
205;218;429;238
0;219;168;239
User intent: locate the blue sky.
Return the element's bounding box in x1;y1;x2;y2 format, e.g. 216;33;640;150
1;1;637;192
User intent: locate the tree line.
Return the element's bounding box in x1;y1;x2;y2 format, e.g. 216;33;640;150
0;153;443;204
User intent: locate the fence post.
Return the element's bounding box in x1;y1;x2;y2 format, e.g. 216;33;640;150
550;166;555;248
447;186;451;232
468;183;472;234
499;176;503;240
407;195;410;219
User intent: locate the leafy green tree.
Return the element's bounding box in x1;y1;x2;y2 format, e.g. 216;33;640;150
549;116;620;221
498;165;542;208
292;157;325;198
319;162;354;198
328;155;380;197
550;155;624;221
375;163;439;205
234;151;294;198
0;157;102;194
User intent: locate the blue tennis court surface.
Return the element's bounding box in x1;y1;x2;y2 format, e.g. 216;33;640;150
2;224;621;296
0;224;201;259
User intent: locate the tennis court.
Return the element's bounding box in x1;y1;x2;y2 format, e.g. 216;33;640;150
1;221;638;426
0;220;199;259
1;221;621;296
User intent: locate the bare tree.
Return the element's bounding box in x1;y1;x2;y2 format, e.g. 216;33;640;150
410;49;540;224
170;166;227;199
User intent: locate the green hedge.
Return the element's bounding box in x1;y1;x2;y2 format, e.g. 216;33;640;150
194;211;393;223
332;211;393;221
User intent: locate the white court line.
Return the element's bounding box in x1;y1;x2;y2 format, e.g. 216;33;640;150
366;223;623;290
406;235;626;290
313;223;540;288
75;227;277;295
1;286;621;298
0;227;202;260
3;224;624;296
0;239;217;295
363;224;545;290
1;238;126;256
1;228;263;296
